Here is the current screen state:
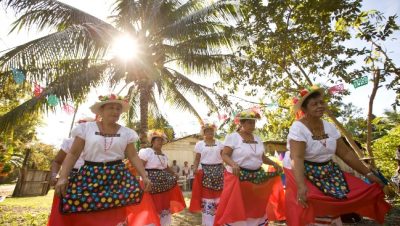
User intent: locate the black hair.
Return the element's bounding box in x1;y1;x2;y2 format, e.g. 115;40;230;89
301;91;322;109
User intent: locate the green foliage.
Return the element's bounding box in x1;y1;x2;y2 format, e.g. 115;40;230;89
0;0;239;135
373;126;400;177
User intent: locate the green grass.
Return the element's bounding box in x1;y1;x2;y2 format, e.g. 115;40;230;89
0;190;53;226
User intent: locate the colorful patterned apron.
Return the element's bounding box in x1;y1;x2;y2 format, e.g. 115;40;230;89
201;163;224;191
61;160;143;214
146;169;177;194
239;167;279;184
304;160;349;199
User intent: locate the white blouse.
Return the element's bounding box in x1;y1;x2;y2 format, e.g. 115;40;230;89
71;122;138;162
223;132;264;172
60;138;84;169
283;120;341;169
138;148;169;170
194;140;224;165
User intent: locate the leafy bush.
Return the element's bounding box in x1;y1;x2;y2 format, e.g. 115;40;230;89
373;125;400;177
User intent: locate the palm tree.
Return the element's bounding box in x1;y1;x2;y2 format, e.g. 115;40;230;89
0;0;239;143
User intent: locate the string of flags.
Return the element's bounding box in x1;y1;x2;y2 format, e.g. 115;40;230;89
11;68;75;113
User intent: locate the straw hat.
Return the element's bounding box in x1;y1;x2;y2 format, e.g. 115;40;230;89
292;85;325;113
236;108;261;120
147;130;168;144
200;122;217;134
90;94;129;115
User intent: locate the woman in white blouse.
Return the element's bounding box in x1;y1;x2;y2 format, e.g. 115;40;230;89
284;85;390;226
51;94;157;226
189;123;224;226
214;109;284;226
138;130;186;226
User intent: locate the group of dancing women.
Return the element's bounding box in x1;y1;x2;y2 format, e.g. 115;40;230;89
47;86;391;226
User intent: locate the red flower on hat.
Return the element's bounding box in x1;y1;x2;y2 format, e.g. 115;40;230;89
300;89;308;97
109;94;116;100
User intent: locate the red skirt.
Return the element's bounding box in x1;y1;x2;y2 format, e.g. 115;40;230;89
189;169;223;213
284;168;391;226
214;171;285;225
47;192;160;226
149;184;186;214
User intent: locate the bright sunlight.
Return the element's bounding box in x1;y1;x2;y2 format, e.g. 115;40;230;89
111;35;138;61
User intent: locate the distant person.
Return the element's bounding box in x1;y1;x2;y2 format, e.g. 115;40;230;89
182;161;190;177
171;160;180;174
189;122;224;226
188;165;195;190
139;130;186;226
214;109;285;225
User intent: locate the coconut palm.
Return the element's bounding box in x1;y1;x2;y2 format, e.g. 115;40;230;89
0;0;239;143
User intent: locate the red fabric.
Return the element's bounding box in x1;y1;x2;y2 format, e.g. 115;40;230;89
149;184;186;214
47;193;160;226
284;168;391;226
214;171;285;226
189;169;223;213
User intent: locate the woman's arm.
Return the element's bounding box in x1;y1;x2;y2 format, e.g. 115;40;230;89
290;139;308;208
55;137;85;197
335;138;384;186
262;155;282;173
221;146;240;176
125;144;152;191
193;153;201;173
50;150;67;186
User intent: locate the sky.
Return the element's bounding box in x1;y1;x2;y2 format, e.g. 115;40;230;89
1;0;399;147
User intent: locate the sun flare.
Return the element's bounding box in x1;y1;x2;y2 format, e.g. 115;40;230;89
111;35;138;61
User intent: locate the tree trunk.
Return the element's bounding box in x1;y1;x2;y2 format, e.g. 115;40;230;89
139;81;152;146
366;70;380;167
325;110;364;158
68;105;79;138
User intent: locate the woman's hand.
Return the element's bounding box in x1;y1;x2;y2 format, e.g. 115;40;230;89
142;176;152;192
231;162;240;177
55;177;69;197
297;184;308;208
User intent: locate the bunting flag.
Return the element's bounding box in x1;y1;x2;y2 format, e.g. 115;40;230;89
11;68;25;84
328;83;345;94
47;94;59;106
63;104;75;114
352;76;368;88
33;83;44;97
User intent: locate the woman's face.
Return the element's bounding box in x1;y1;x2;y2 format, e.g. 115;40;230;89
100;103;123;122
302;96;326;118
241;119;256;133
152;137;164;149
203;128;214;139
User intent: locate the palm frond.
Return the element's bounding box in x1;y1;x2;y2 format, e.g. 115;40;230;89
0;62;110;132
171;53;232;75
163;78;202;121
1;0;113;32
162;67;218;112
0;23;116;84
164;0;239;35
